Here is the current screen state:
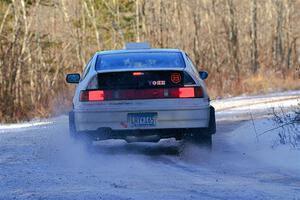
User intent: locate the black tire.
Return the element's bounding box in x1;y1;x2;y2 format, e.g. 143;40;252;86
69;111;77;139
183;106;215;148
184;132;212;148
69;111;93;148
208;106;216;135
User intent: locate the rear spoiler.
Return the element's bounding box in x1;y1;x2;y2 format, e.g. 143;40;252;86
96;68;185;74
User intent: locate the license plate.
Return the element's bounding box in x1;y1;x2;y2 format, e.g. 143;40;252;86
127;113;157;128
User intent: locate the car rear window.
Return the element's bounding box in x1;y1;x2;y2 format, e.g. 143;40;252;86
95;71;195;90
95;52;185;70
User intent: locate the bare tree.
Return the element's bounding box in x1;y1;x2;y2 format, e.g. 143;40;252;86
0;0;299;122
250;0;259;74
225;0;240;82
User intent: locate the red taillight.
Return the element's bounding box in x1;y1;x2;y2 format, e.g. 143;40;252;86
89;90;104;101
79;91;89;101
194;86;203;97
79;87;203;101
80;90;104;101
178;87;195;98
169;87;202;98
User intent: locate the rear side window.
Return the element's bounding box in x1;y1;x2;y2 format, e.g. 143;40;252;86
95;52;185;70
184;73;196;85
82;58;93;80
186;54;200;77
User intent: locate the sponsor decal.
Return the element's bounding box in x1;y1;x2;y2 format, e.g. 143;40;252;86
148;80;166;86
171;73;181;84
120;121;128;128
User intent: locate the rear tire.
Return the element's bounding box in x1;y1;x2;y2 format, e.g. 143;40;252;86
184;132;212;148
69;111;77;139
207;106;216;135
182;106;215;148
69;111;93;149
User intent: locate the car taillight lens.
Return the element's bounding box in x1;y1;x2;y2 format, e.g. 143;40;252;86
80;90;105;101
169;87;195;98
79;86;203;102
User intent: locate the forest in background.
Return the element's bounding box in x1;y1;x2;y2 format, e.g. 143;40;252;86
0;0;299;122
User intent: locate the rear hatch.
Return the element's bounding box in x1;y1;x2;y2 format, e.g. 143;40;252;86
80;70;203;101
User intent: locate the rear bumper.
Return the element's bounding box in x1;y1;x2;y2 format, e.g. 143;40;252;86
74;102;210;132
77;128;205;142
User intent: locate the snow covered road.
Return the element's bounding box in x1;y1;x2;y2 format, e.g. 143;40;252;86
0;91;300;200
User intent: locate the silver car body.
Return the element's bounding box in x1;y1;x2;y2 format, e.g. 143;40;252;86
73;48;210;132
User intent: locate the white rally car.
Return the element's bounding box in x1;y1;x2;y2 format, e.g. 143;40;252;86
66;43;216;147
